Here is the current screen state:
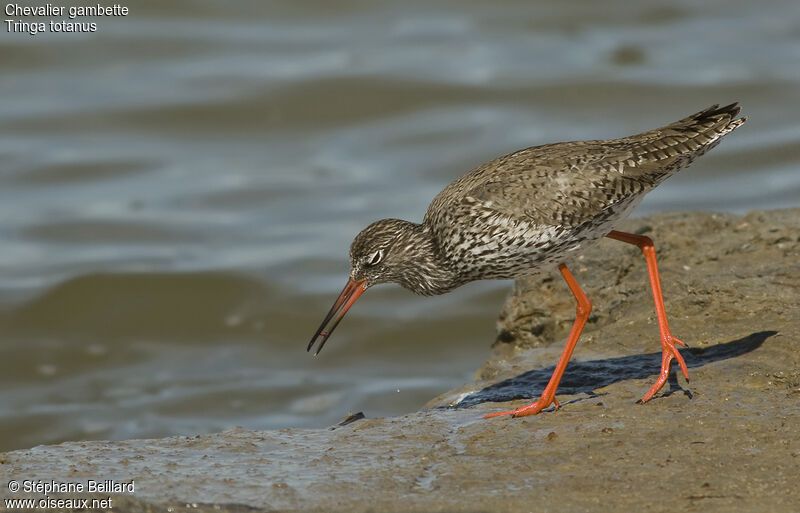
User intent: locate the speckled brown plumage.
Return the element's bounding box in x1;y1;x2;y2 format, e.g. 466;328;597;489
348;103;745;295
308;103;746;415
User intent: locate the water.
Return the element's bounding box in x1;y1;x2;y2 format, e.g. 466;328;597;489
1;0;798;452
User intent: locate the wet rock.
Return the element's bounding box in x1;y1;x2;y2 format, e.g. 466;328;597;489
1;209;799;513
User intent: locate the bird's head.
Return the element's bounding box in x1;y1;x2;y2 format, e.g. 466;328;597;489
348;218;417;288
307;218;429;355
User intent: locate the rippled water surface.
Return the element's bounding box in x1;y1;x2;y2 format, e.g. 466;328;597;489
1;0;799;451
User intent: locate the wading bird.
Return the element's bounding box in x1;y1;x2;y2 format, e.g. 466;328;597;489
308;104;745;418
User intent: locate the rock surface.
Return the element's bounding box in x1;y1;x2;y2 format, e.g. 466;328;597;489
2;209;799;513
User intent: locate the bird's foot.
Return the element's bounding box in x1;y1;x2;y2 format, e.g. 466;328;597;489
484;396;560;419
639;333;689;403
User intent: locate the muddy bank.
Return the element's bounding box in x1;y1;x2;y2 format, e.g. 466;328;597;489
1;209;799;513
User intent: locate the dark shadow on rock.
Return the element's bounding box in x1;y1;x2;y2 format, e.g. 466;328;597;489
658;371;695;401
451;331;776;409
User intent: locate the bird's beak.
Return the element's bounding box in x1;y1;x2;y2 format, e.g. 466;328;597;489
307;278;367;356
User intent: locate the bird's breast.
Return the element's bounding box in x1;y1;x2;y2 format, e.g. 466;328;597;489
435;193;645;280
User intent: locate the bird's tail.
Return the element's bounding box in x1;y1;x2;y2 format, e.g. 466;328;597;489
662;102;747;158
622;102;746;184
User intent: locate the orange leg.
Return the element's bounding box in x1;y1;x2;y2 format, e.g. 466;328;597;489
605;230;689;402
485;264;591;418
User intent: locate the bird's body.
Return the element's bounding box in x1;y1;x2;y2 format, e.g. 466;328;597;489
309;103;746;417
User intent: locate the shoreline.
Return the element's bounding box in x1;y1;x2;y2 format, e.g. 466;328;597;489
2;208;799;513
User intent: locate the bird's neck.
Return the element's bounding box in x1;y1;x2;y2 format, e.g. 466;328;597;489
396;222;459;296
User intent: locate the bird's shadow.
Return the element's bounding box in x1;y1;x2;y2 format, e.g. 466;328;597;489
449;330;776;409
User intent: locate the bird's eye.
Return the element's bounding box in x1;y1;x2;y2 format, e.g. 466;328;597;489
366;249;384;266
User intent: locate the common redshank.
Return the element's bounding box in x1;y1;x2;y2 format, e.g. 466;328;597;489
308;103;746;418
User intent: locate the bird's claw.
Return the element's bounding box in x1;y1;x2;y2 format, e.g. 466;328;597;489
484;396;560;419
639;332;689;403
673;336;689;348
666;334;690;380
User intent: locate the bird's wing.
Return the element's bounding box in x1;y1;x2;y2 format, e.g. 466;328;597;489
427;103;745;230
427;141;642;229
